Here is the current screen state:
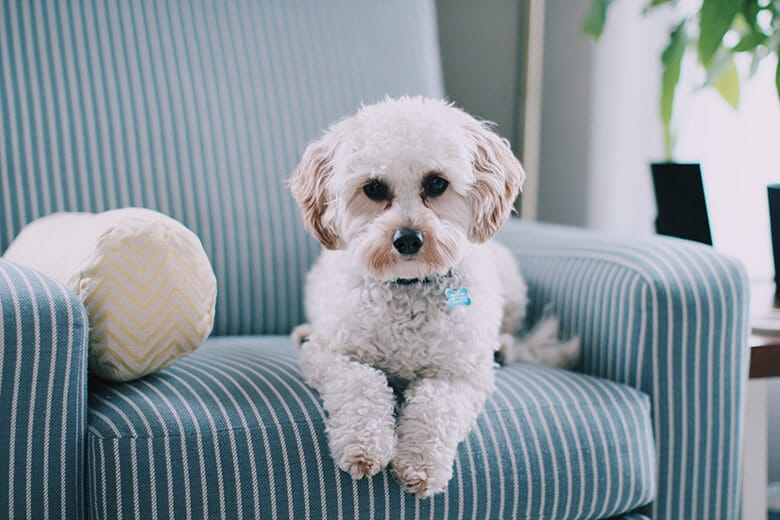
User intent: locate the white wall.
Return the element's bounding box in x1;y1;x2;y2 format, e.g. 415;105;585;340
586;2;666;236
538;0;665;232
536;0;594;226
436;0;523;150
540;1;780;279
675;57;780;281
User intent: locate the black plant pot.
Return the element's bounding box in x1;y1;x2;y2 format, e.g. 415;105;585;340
650;162;713;245
767;185;780;294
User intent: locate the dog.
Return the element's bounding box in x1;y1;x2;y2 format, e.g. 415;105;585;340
289;97;578;497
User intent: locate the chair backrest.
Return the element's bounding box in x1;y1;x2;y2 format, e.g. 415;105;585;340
0;0;444;335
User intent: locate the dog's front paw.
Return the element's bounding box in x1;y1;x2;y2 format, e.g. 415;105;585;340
337;443;391;479
392;450;453;498
328;426;395;480
329;439;393;480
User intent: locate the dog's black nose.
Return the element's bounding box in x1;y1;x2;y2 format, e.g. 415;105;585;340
393;228;423;255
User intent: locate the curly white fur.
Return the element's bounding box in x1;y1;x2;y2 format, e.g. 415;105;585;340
290;97;578;497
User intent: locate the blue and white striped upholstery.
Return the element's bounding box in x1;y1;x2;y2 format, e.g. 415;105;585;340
498;220;750;520
0;259;89;520
87;336;655;520
0;0;443;336
1;0;752;518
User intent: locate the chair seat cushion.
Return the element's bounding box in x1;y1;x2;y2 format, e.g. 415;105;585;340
87;336;655;519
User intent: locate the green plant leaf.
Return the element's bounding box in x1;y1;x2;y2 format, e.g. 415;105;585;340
582;0;613;39
740;1;761;32
661;21;687;160
734;12;750;32
698;0;740;67
732;30;767;51
713;57;741;109
703;46;733;85
642;0;673;15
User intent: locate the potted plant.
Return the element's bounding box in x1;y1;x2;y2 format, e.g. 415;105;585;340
584;0;780;244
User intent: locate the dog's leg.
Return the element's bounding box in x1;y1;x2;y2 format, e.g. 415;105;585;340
299;339;396;479
392;374;493;497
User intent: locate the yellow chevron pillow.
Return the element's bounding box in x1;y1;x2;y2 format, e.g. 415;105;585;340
3;208;217;381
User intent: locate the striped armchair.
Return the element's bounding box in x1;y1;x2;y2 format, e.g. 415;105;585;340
0;1;749;519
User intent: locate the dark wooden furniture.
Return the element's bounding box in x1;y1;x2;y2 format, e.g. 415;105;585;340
750;283;780;379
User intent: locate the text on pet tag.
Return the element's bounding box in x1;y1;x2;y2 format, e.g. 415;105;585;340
445;288;471;308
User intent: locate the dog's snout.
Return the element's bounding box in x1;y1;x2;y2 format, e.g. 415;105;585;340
393;228;423;255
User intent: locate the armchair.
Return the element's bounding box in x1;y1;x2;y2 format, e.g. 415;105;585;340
0;1;749;518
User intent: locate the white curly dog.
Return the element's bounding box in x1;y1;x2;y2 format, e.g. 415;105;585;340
290;97;578;498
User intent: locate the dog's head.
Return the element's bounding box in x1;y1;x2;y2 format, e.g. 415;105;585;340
290;97;525;280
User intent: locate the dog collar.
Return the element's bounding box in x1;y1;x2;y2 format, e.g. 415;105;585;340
392;271;453;286
389;272;471;307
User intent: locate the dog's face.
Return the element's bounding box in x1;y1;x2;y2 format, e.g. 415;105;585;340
290;97;525;280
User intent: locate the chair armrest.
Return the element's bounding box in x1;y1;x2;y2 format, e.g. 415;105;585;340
0;259;89;519
497;219;750;520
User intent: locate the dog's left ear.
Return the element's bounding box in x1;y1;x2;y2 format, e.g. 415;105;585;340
464;119;525;243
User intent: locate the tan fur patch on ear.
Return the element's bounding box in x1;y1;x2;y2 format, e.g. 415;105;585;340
465;121;525;243
290;140;340;249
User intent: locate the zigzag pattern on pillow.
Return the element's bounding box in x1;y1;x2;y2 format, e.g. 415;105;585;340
70;209;217;381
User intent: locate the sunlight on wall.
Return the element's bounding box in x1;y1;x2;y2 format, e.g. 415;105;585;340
675;56;780;282
587;0;665;236
585;0;780;282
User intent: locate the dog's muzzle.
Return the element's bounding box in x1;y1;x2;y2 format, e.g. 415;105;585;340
393;228;423;255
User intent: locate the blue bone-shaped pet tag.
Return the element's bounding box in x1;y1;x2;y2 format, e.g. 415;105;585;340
445;288;471;308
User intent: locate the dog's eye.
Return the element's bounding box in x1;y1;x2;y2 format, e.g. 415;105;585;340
422;174;449;198
363;179;390;201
